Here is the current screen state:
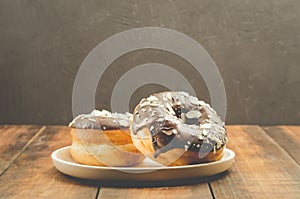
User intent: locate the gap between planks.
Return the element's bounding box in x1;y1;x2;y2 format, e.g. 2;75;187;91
262;126;300;165
0;126;46;177
260;126;300;166
210;125;300;199
95;187;101;199
208;182;216;199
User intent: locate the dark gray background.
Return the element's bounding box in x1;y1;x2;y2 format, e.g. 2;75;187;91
0;0;299;125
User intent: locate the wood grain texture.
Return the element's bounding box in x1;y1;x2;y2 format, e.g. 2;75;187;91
262;126;300;164
1;125;299;199
98;184;212;199
210;126;300;199
0;125;42;175
0;126;98;199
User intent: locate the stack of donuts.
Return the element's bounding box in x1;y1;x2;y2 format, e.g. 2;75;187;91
69;91;228;166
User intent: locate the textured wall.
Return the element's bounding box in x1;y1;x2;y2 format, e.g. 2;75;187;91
0;0;299;125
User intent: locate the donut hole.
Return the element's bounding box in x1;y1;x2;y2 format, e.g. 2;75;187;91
184;117;199;125
171;105;202;126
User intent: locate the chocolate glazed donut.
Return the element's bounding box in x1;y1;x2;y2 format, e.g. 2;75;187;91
69;110;145;166
130;91;228;166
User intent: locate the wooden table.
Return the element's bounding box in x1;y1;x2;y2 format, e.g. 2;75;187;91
0;125;299;199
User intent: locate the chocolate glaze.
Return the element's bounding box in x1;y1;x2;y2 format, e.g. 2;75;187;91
131;91;227;157
69;110;132;130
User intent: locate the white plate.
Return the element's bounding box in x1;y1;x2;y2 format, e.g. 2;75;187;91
51;146;235;181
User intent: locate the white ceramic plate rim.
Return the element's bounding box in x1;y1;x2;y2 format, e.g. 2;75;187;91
51;146;235;171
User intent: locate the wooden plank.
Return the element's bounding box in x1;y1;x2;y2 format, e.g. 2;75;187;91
210;125;300;199
97;145;217;198
0;125;42;175
98;184;212;199
0;126;98;199
262;126;300;164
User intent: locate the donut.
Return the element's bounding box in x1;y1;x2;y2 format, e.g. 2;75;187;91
69;110;145;166
130;91;227;166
